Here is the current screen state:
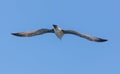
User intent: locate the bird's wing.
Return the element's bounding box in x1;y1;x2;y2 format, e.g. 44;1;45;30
62;30;107;42
12;29;54;37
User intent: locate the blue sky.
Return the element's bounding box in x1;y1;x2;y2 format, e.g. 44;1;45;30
0;0;120;74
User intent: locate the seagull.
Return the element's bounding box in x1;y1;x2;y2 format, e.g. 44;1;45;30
12;25;107;42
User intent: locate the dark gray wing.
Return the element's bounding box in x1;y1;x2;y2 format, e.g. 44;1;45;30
12;29;54;37
62;30;107;42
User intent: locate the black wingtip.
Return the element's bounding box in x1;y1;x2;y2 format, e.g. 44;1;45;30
11;33;23;37
96;38;108;42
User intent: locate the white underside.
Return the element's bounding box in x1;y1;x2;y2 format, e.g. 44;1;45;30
53;27;64;39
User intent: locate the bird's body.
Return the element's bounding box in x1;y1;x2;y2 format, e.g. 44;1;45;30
12;25;107;42
53;25;64;39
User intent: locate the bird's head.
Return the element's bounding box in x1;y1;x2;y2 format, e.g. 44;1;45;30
53;24;58;28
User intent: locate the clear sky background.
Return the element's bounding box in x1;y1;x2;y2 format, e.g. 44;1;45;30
0;0;120;74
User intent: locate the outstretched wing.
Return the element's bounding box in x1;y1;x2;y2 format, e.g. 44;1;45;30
12;29;54;37
62;30;107;42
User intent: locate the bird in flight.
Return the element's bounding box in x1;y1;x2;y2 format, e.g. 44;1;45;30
12;25;107;42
